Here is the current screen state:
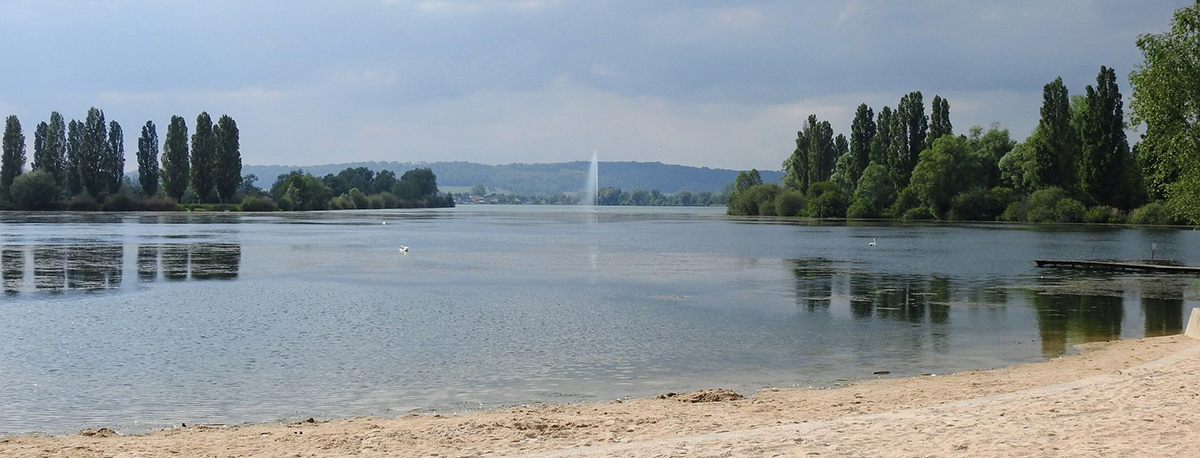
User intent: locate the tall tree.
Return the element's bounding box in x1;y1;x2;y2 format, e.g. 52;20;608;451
33;122;47;171
783;116;815;191
1130;2;1200;222
137;121;160;196
807;117;836;188
929;95;953;143
1078;66;1131;209
1031;77;1079;192
1;115;26;201
106;120;124;194
895;91;928;188
190;112;216;202
214;115;241;203
66;120;83;196
80;108;108;196
869;106;894;167
850;104;876;186
161;115;190;201
42;112;67;191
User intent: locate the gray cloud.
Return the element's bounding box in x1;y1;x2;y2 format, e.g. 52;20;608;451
0;0;1190;171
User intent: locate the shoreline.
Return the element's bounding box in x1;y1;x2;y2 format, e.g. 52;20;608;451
2;334;1198;457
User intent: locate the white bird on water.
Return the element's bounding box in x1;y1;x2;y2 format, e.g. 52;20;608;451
868;238;877;247
399;245;409;253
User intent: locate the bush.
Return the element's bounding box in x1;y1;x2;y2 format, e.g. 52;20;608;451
240;196;278;212
1083;206;1124;224
805;181;849;218
726;184;782;216
8;171;62;210
774;190;806;217
102;194;145;211
1053;198;1086;223
1129;202;1180;225
1025;187;1066;222
67;195;101;211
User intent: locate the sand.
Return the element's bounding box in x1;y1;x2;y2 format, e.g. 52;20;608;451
2;334;1198;457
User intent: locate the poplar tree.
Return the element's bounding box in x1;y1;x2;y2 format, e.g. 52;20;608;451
106;120;124;194
1079;66;1131;208
137;121;160;196
33;122;47;170
850;103;876;185
929;95;953;143
1031;77;1078;192
81;108;108;196
807;116;836;188
190;112;216;202
161;116;189;201
1;115;26;201
214;115;241;203
895;91;927;187
783;117;814;191
43;112;67;190
66;120;83;196
869;106;894;168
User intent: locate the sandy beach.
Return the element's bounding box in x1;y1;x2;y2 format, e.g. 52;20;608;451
2;334;1198;457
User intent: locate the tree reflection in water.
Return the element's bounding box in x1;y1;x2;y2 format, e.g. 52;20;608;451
0;242;240;294
790;258;1194;358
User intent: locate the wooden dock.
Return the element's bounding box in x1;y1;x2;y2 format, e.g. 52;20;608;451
1035;259;1200;274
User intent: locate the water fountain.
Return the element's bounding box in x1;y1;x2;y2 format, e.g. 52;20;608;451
583;151;599;208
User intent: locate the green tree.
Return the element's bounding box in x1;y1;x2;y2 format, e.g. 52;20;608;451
735;169;763;192
1031;77;1079;192
270;170;332;211
850;104;875;186
896;91;928;188
782;117;813;191
374;170;397;195
808;118;836;188
1129;2;1200;222
999;141;1038;193
967;125;1015;189
847;163;896;219
190;112;217;202
1;115;26;201
66;120;83;196
80;108;108;197
929;95;952;144
909;135;974;218
214;115;241;203
1078;66;1132;209
37;112;68;191
9;170;60;210
869;106;895;167
161;115;190;201
33;122;47;172
137;121;160;196
106;120;124;194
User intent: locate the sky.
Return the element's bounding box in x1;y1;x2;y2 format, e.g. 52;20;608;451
0;0;1191;171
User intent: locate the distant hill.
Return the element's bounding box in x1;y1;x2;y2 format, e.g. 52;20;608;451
243;161;783;195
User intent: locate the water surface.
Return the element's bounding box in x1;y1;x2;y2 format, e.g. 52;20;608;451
1;206;1197;435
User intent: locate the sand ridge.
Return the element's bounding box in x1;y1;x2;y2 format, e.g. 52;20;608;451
1;334;1197;457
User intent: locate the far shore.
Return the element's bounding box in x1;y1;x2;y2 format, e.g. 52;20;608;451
2;334;1198;457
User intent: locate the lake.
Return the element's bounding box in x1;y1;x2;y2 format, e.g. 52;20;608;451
1;206;1198;436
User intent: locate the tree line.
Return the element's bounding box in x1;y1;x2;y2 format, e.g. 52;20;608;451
729;3;1200;226
252;166;454;211
0;109;242;211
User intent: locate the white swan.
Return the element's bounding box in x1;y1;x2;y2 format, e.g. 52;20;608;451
868;238;877;247
399;245;409;252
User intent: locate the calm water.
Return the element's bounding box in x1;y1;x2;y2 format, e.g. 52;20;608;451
1;206;1198;436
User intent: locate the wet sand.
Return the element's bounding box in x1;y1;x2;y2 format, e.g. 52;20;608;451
2;334;1198;457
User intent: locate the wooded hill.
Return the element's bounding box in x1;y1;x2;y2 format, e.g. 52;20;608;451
243;161;783;195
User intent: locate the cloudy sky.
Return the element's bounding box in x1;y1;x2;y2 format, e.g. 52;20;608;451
0;0;1189;171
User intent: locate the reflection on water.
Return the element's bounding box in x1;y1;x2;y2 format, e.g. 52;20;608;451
0;243;240;294
790;258;1192;357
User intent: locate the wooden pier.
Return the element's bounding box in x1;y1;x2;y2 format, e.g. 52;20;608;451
1035;259;1200;274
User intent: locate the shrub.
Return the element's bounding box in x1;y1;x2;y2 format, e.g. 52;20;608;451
102;194;145;211
1053;198;1086;223
1129;202;1180;225
774;190;806;217
901;206;935;221
67;195;101;211
8;171;62;211
240;196;278;212
1083;206;1124;224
